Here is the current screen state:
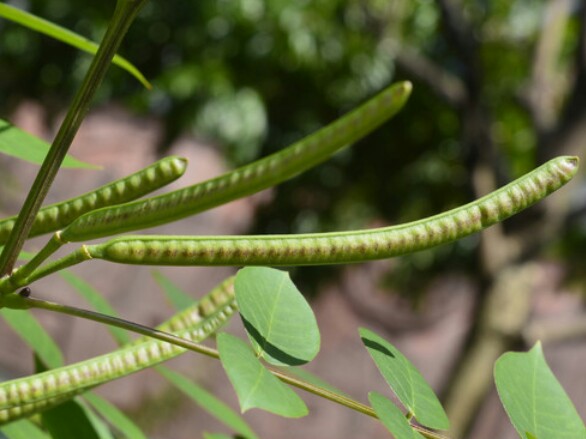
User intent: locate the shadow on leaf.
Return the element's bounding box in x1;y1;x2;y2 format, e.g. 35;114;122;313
242;317;307;366
361;337;396;359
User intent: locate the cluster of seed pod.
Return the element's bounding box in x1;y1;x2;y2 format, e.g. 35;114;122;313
0;277;236;424
0;156;187;245
0;77;580;429
74;156;577;267
58;82;412;242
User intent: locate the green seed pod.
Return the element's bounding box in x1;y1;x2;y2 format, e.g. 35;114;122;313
60;82;412;242
87;156;578;267
0;156;187;245
0;276;235;423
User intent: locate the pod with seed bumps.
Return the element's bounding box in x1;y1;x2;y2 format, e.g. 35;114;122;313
0;156;188;244
60;82;413;242
85;156;578;267
0;276;236;423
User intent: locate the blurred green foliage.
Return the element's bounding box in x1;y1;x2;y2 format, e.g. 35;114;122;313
0;0;582;294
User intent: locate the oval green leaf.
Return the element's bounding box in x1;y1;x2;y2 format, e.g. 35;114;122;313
235;267;320;366
494;342;586;439
360;328;449;431
0;119;98;168
217;332;308;418
369;392;426;439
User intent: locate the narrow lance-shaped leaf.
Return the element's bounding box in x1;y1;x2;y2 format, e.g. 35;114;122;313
0;119;96;169
0;308;64;369
495;342;586;439
203;434;233;439
41;393;113;439
152;270;195;311
157;366;259;439
0;3;151;89
83;393;148;439
360;328;449;431
217;332;308;418
0;419;51;439
235;267;320;366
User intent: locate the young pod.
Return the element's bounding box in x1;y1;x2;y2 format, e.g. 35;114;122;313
0;156;187;244
60;82;412;242
87;156;578;267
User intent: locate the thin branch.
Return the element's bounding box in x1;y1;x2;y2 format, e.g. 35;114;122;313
17;294;449;439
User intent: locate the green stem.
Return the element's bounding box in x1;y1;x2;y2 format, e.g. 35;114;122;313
0;0;146;278
18;296;408;431
0;247;90;293
10;233;65;285
23;296;219;359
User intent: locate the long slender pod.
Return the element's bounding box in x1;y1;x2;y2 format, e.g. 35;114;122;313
0;277;236;424
79;156;578;267
0;156;187;244
59;82;412;242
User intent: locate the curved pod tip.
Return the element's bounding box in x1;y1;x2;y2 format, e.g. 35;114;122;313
562;155;579;173
166;155;189;173
398;80;413;96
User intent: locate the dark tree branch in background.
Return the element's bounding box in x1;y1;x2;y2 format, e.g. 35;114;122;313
360;2;586;437
434;0;479;89
395;48;468;109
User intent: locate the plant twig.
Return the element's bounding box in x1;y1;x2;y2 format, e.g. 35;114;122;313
18;294;448;439
0;0;146;278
